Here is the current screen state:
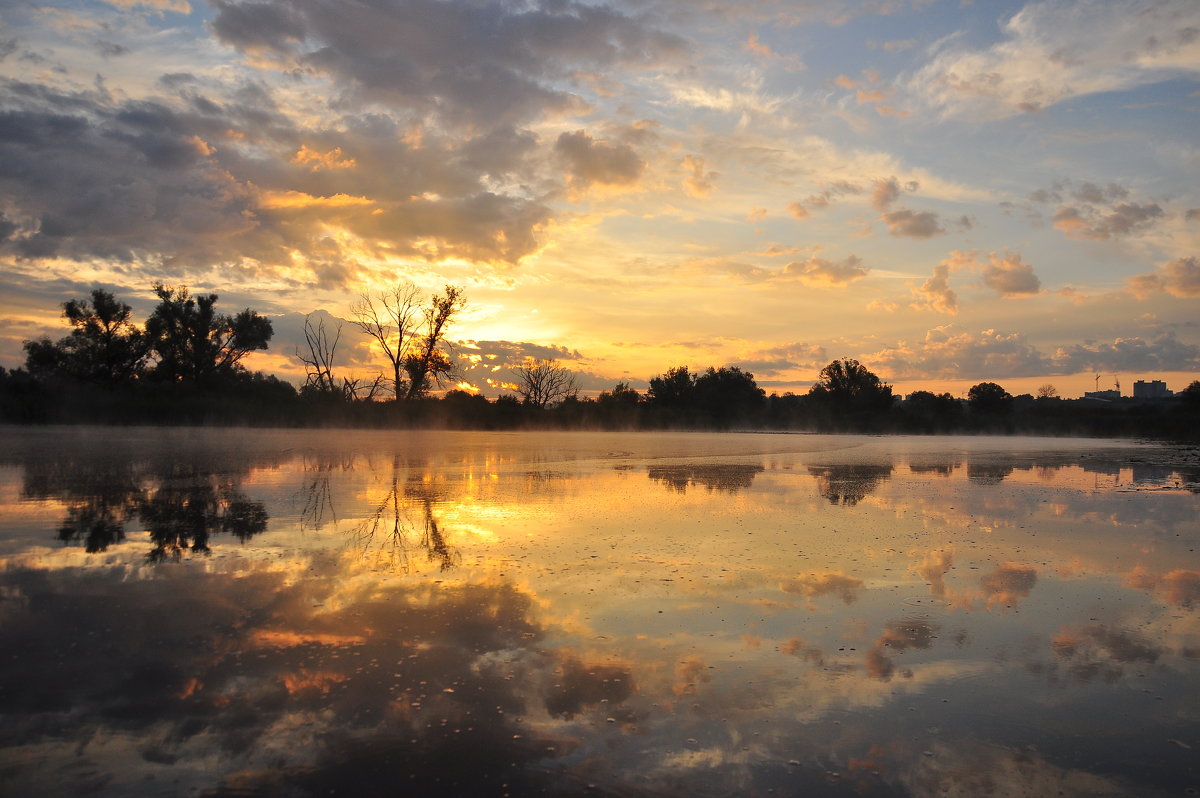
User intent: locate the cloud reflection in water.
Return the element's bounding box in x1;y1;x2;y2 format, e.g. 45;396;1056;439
0;429;1197;796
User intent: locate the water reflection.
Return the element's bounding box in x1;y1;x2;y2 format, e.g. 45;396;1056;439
20;448;271;560
0;429;1198;797
346;455;460;572
807;463;893;505
646;463;764;493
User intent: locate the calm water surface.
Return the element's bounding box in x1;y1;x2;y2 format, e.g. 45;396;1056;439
1;426;1198;797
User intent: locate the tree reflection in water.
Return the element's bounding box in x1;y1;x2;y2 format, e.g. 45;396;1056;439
645;463;764;493
22;450;272;561
314;454;460;572
807;463;894;505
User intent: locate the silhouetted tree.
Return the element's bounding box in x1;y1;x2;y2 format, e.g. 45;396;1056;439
350;282;465;401
693;366;765;427
144;284;272;383
809;358;893;414
297;313;342;396
598;381;640;407
350;283;420;400
514;358;579;408
648;366;695;408
296;313;384;401
901;390;962;431
22;288;146;384
596;381;641;425
1180;380;1200;409
967;381;1014;414
403;286;465;399
1036;383;1058;399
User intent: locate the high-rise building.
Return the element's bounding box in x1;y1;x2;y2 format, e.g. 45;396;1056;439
1132;380;1172;399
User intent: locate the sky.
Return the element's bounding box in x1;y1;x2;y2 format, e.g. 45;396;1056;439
1;0;1198;399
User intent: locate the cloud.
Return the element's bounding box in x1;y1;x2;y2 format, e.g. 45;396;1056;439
102;0;192;12
871;177;904;212
1051;202;1164;240
0;78;554;275
1027;180;1165;241
733;342;827;376
681;154;717;198
556;130;645;192
872;323;1200;380
1051;332;1200;373
211;0;689;130
458;339;583;365
868;326;1053;379
911;0;1200;119
881;208;945;238
1127;256;1200;298
871;177;946;238
742;33;804;70
786;181;862;219
981;251;1041;296
912;261;958;314
269;310;378;373
782;254;869;286
916;249;1039;300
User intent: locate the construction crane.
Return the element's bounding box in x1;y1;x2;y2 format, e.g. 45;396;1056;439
1114;375;1120;395
1094;373;1101;391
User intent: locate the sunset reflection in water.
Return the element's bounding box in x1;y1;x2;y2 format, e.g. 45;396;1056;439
0;428;1197;797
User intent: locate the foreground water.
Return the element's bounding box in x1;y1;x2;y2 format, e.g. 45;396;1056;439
0;427;1197;797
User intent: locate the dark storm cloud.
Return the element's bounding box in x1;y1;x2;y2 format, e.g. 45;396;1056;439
210;0;689;130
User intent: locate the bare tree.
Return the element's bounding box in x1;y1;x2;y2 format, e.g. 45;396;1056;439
349;283;422;400
297;314;341;395
513;358;579;408
350;282;465;401
403;285;466;399
296;313;385;401
1036;383;1058;399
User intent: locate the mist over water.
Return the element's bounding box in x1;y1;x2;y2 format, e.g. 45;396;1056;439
1;427;1198;796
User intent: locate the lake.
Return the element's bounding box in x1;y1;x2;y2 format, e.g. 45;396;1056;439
0;427;1197;796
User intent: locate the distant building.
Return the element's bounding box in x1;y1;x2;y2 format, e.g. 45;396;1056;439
1132;380;1172;399
1083;389;1121;401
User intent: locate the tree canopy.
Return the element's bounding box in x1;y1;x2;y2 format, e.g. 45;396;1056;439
23;289;146;384
808;358;893;414
144;284;272;383
967;382;1014;414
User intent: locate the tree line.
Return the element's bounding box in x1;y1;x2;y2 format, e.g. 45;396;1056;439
2;283;1198;439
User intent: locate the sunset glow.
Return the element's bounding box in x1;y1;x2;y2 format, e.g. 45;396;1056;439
1;0;1198;397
